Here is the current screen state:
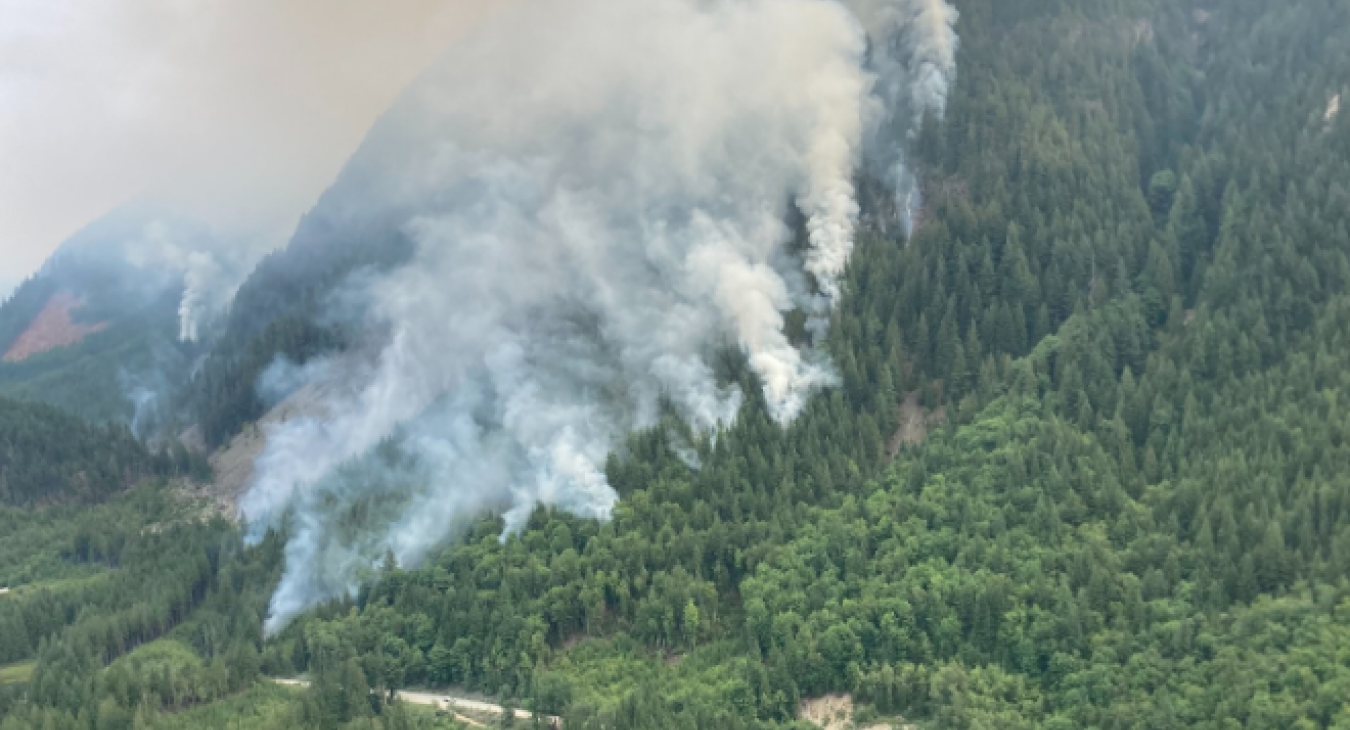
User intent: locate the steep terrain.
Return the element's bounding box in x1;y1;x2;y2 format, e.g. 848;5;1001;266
1;293;108;363
0;396;159;506
5;1;1350;729
206;379;336;516
0;205;220;428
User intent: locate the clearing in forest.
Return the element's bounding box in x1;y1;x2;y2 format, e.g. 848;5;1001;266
800;693;910;730
2;292;108;362
0;660;35;686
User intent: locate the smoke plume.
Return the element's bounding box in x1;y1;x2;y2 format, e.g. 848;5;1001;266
243;0;959;633
118;216;263;342
842;0;960;233
177;252;224;342
117;338;187;441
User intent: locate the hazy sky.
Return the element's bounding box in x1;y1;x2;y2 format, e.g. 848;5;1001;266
0;0;505;294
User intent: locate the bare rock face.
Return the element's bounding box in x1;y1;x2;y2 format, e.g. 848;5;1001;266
207;380;332;517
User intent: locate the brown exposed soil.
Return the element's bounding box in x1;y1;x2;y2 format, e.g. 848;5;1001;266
799;693;913;730
912;175;968;235
889;391;928;455
887;390;946;458
2;292;108;362
206;380;334;517
800;694;856;730
207;423;266;519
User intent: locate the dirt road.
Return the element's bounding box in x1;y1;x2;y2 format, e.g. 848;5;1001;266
399;689;539;719
272;678;559;726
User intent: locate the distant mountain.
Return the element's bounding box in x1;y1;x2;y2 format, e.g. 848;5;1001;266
0;205;212;431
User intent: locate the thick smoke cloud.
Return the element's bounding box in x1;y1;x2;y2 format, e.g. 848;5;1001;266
244;0;960;633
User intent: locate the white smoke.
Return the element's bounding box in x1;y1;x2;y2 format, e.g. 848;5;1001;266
177;251;224;342
115;334;190;440
841;0;959;234
257;356;334;408
842;0;959;122
122;218;267;341
122;380;160;439
902;0;960;117
243;0;959;633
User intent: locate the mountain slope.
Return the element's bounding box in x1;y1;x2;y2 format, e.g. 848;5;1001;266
2;292;109;363
0;396;179;507
6;0;1350;729
182;85;447;449
0;207;206;428
248;0;1350;728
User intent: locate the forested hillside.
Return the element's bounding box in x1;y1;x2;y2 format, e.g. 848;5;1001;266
262;0;1350;727
0;207;202;428
0;292;188;429
5;0;1350;729
0;486;290;726
0;397;205;507
184;141;420;448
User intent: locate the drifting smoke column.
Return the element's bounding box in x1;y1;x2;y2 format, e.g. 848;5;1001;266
841;0;959;123
122;217;262;342
244;0;963;633
178;251;223;342
841;0;960;234
172;242;270;344
244;0;872;633
903;0;960;118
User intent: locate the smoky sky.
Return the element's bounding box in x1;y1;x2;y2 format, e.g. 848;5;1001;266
0;0;507;286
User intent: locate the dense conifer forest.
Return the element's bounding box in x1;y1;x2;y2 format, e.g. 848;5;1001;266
5;0;1350;728
0;397;206;507
0;250;193;427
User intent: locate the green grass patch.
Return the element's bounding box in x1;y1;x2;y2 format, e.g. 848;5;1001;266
538;635;760;717
402;701;468;728
146;682;298;730
108;638;204;677
0;660;35;685
5;570;112;597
